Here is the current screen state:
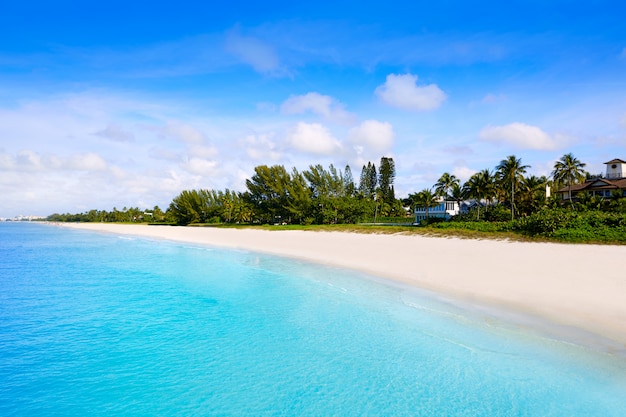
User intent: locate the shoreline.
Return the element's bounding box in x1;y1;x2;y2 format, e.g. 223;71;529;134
54;223;626;355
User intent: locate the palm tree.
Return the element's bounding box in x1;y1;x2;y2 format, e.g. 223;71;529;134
463;169;495;220
497;155;530;220
434;172;460;199
576;191;603;211
448;182;466;216
518;175;547;216
551;153;587;209
412;188;439;222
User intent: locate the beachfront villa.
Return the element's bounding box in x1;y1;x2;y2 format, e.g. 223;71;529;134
557;158;626;201
414;197;461;223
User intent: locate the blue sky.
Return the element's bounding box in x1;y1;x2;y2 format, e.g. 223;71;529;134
1;1;625;217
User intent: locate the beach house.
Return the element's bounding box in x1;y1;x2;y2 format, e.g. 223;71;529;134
414;197;461;223
557;158;626;201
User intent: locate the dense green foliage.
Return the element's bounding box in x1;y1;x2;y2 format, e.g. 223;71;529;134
425;208;626;244
416;152;625;244
48;206;167;223
512;208;626;242
168;189;250;225
49;158;399;226
242;163;382;225
46;152;626;244
430;219;511;233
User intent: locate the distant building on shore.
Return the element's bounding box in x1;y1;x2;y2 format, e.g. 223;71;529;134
557;158;626;202
414;197;461;223
0;215;46;222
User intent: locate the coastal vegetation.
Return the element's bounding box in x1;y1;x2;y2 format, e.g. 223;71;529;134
47;153;626;244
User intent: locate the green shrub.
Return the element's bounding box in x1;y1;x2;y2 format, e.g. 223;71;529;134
512;208;576;235
512;208;626;242
419;217;447;226
484;205;512;222
551;226;626;243
430;221;512;233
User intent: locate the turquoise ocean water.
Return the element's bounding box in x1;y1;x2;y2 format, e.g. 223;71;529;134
1;223;625;416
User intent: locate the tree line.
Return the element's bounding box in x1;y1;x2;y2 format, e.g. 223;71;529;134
411;152;625;223
168;157;403;225
48;157;405;225
47;206;167;223
409;154;548;222
411;153;626;243
48;152;626;242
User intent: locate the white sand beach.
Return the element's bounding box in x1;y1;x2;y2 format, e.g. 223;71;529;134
58;223;626;351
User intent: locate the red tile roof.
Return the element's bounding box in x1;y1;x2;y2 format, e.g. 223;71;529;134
557;178;626;193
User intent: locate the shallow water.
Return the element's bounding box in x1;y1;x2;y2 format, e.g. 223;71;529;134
1;223;625;416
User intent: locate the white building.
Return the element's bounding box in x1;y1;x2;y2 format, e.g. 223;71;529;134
414;198;461;223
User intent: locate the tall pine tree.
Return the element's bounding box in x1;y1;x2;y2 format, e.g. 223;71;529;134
368;162;377;198
358;161;379;199
344;165;355;197
378;157;396;204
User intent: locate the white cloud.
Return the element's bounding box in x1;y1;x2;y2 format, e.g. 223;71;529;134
161;122;206;144
241;133;281;161
287;122;342;155
452;166;477;182
225;27;282;75
15;150;44;171
94;124;135;142
0;153;14;170
479;122;559;150
65;153;108;171
620;112;626;128
348;120;395;153
468;93;506;108
281;92;356;124
375;73;447;111
108;165;129;181
0;91;262;216
0;150;107;172
181;157;219;176
444;145;474;155
188;145;218;159
148;147;182;162
481;93;507;104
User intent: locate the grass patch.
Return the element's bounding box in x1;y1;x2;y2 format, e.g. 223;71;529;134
183;213;626;245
